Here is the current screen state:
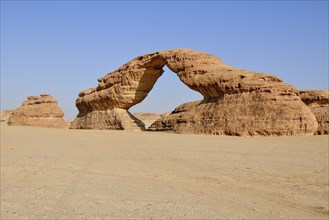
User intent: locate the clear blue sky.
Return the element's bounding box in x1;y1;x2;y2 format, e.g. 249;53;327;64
1;0;328;120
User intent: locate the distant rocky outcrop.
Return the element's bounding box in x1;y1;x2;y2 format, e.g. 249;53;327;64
133;113;161;128
300;90;329;135
71;49;318;136
8;94;68;128
0;110;15;123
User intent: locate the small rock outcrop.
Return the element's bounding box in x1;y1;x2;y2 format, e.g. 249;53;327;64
0;110;15;123
133;113;161;128
300;90;329;134
8;94;68;128
71;49;318;136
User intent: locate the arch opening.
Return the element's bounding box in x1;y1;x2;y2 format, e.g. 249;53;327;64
130;66;203;128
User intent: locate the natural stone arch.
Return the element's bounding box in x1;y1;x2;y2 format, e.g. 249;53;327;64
71;49;318;136
75;50;213;111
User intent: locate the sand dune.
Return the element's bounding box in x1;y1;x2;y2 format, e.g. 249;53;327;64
1;123;328;219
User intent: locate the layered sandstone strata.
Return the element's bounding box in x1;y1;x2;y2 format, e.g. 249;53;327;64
300;90;329;134
70;109;145;130
71;49;317;136
8;94;68;128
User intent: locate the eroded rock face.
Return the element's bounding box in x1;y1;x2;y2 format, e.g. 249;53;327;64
1;110;15;123
8;94;68;128
69;108;145;130
149;95;317;136
300;90;329;135
71;49;318;136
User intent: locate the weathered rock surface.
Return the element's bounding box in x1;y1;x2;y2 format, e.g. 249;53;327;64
70;108;145;130
300;90;329;135
8;94;68;128
1;110;15;123
149;95;317;136
71;49;318;136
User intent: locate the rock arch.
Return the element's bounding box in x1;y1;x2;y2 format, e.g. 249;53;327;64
70;49;318;136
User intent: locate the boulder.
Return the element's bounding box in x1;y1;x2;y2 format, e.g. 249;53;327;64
8;94;68;128
71;49;317;136
300;90;329;135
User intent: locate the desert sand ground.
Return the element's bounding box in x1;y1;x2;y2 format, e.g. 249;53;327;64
1;122;328;219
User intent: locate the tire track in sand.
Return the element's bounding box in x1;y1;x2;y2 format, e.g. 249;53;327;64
48;161;92;219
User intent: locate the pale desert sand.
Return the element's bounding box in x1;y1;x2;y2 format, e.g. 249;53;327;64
1;122;328;219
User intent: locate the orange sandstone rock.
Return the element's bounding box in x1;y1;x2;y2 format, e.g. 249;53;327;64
71;49;317;136
1;110;15;123
8;94;68;128
300;90;329;135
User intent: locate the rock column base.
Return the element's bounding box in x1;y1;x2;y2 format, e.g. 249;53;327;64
70;108;145;131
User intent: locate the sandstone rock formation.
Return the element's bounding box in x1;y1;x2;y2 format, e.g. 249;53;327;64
300;90;329;135
1;110;15;123
71;108;145;130
71;49;318;136
8;94;68;128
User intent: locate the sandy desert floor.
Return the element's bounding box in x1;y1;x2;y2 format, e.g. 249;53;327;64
1;122;328;219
